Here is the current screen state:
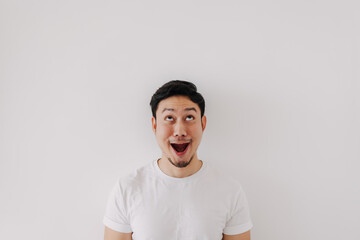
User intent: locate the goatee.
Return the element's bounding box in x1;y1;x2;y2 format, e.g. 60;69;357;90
167;155;194;168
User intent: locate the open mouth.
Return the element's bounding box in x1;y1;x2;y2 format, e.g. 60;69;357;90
171;143;190;153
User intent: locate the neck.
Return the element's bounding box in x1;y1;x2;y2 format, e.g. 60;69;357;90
157;155;203;178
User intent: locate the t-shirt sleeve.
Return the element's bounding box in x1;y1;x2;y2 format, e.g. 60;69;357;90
103;181;132;233
223;186;253;235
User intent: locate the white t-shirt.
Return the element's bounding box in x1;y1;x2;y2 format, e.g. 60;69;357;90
103;160;253;240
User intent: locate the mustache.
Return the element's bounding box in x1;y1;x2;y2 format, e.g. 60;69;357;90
169;138;191;143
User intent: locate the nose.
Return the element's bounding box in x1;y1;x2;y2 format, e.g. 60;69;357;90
173;121;187;137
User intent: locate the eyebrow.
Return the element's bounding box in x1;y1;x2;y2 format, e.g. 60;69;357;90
162;107;197;113
184;107;197;112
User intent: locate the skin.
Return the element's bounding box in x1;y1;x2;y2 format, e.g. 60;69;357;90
104;95;250;240
104;227;132;240
152;95;206;178
223;230;251;240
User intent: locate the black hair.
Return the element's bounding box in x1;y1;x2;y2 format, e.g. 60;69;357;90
150;80;205;119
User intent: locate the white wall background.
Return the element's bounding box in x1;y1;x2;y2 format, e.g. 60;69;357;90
1;0;359;239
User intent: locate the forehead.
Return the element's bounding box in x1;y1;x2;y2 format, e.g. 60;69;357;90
157;96;200;114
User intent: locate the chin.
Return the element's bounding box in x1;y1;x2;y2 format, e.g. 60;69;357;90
168;155;194;168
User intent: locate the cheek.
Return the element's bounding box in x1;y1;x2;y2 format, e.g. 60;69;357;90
156;125;172;139
189;125;203;137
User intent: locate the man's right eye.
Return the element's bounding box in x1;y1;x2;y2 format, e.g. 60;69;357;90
165;116;174;121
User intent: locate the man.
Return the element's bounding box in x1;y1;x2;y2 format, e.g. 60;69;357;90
104;80;253;240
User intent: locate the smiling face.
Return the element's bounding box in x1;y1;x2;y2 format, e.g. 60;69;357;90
152;95;206;168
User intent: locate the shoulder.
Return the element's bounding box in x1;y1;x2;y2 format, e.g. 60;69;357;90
205;163;243;186
203;162;245;195
114;161;156;192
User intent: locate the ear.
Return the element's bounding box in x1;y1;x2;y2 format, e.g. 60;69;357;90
201;115;207;131
151;117;157;133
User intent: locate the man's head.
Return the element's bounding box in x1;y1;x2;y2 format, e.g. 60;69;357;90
150;80;205;119
150;80;206;169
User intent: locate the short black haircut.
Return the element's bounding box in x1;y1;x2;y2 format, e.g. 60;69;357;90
150;80;205;119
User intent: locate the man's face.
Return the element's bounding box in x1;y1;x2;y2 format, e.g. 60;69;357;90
152;95;206;168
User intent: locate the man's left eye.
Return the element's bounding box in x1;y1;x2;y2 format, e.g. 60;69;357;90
186;116;194;120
